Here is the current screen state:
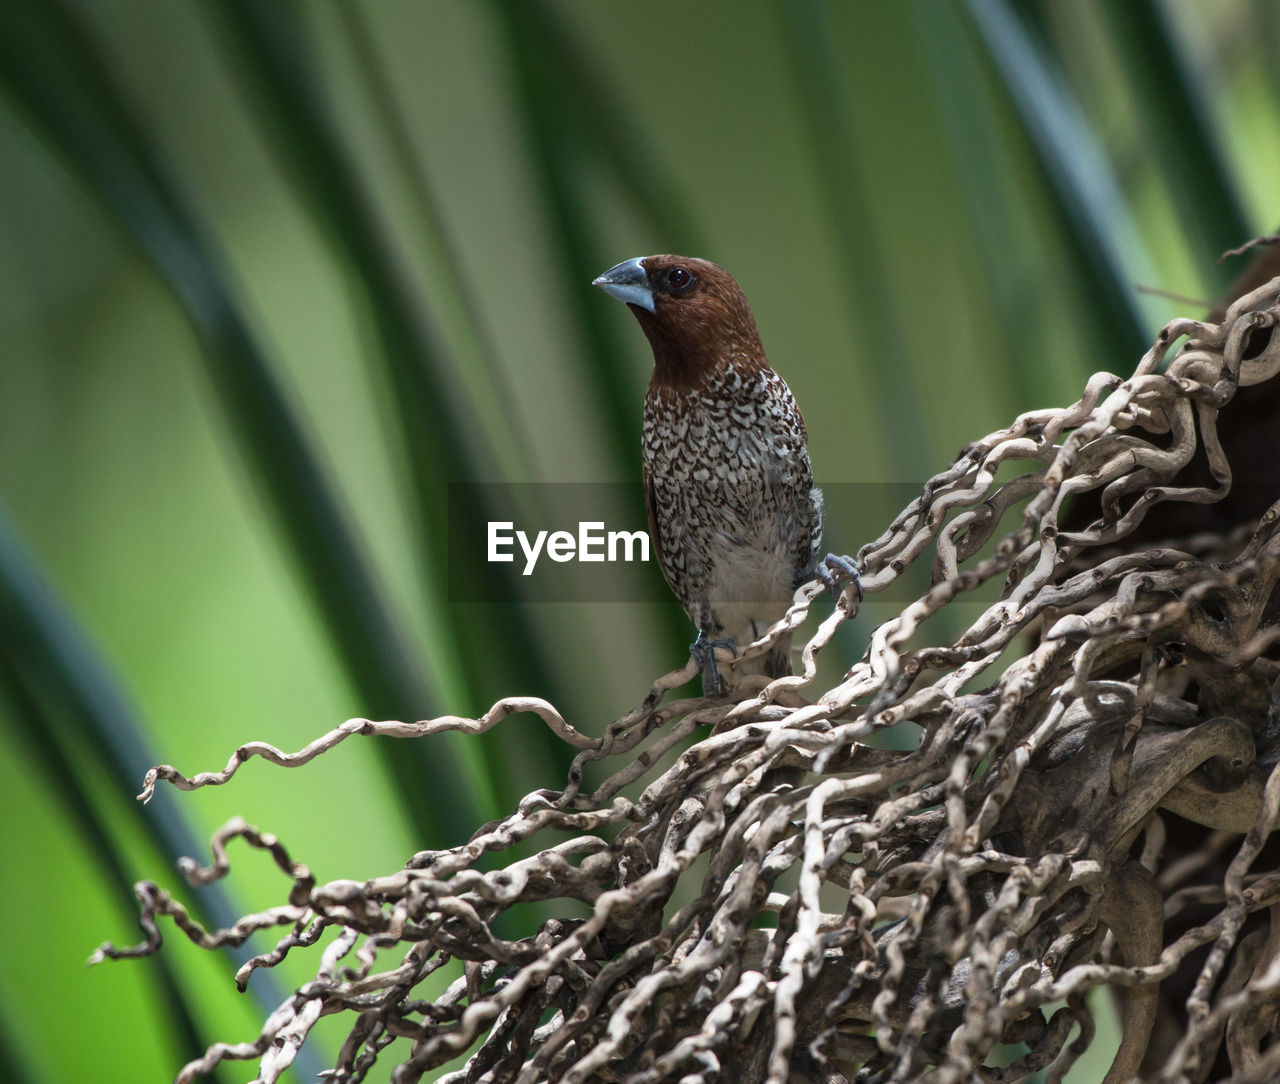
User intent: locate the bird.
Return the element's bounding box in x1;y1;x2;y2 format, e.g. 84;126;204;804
593;254;857;695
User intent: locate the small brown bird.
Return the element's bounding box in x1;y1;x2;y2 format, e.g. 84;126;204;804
594;254;856;694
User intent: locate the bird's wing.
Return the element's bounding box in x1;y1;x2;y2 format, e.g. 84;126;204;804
643;466;673;589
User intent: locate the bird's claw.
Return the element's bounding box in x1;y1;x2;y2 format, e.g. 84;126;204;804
817;553;862;602
690;628;737;697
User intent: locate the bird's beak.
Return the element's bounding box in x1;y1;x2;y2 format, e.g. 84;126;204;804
592;258;656;313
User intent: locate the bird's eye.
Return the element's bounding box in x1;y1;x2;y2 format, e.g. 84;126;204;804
665;266;694;293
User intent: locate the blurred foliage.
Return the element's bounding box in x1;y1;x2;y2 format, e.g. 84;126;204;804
0;1;1274;1080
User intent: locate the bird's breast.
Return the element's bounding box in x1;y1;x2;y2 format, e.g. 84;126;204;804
642;363;821;624
643;366;807;477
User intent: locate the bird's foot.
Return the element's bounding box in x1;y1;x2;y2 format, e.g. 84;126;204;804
690;628;737;697
817;553;863;602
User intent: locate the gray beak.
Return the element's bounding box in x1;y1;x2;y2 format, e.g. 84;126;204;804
592;257;656;313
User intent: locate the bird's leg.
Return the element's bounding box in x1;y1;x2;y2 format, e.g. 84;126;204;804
817;553;863;602
690;624;737;697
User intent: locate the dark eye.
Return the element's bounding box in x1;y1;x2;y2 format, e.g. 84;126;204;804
665;266;693;293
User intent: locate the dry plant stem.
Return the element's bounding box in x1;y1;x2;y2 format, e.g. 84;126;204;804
96;279;1280;1082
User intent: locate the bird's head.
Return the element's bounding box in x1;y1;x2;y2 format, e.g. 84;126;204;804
593;255;766;387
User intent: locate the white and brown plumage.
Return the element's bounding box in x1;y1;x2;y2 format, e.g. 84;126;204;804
594;254;835;693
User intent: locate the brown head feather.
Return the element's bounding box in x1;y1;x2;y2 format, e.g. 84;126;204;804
627;256;767;389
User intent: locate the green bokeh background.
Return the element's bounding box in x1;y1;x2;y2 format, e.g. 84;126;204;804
0;1;1275;1080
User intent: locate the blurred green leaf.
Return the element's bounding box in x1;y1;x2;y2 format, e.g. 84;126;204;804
332;3;540;486
208;0;601;813
0;504;294;1083
0;0;483;842
965;0;1154;364
780;0;933;481
1095;2;1250;277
